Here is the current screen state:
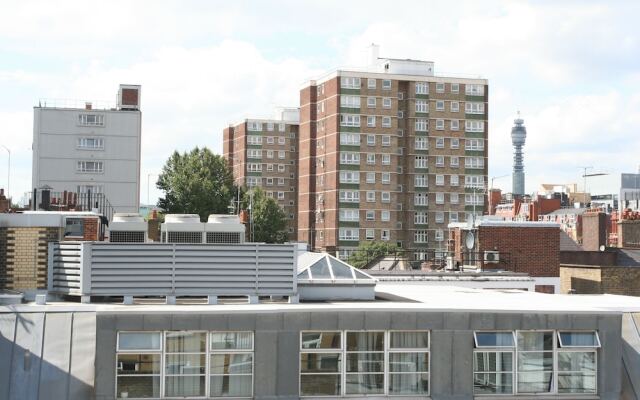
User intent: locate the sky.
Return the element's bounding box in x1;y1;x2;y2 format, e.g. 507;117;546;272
0;0;639;204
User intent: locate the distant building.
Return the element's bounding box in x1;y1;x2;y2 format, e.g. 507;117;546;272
510;114;527;196
588;172;640;213
223;108;299;240
32;85;142;214
540;207;587;243
537;183;590;207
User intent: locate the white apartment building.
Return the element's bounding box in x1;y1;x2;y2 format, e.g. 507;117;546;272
32;85;142;213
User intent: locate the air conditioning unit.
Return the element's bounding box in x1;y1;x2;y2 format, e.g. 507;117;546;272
484;251;500;263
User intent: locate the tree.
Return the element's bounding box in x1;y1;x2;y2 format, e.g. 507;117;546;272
157;147;236;221
347;241;398;269
243;188;287;244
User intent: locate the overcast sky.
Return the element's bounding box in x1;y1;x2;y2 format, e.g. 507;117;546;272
1;0;638;204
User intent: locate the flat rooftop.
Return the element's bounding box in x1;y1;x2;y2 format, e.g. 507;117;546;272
4;285;640;314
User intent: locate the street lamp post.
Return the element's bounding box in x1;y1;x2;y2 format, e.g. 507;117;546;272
1;145;9;201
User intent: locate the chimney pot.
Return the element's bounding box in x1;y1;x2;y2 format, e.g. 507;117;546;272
85;102;92;110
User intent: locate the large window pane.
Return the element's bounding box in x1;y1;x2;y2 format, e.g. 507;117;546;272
118;332;161;351
517;372;553;393
390;331;429;349
210;353;253;374
116;376;160;398
210;375;253;397
558;352;596;372
474;352;513;372
517;332;553;351
165;354;206;374
474;373;513;394
210;332;253;350
301;332;341;349
389;352;429;372
558;373;596;393
164;376;206;397
346;332;384;351
518;352;553;371
559;331;600;347
117;354;160;375
300;353;341;373
345;373;384;394
300;374;341;396
389;373;429;394
346;353;384;372
165;332;206;353
475;332;514;347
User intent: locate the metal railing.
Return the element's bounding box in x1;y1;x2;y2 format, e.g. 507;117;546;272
26;190;115;221
37;98;116;110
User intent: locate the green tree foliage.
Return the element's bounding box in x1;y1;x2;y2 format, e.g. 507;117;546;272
243;188;287;244
157;147;235;221
347;241;398;269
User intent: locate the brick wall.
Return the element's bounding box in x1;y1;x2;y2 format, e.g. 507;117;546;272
559;250;617;266
582;212;607;251
83;217;99;241
560;264;640;296
3;227;60;291
619;220;640;248
478;225;560;277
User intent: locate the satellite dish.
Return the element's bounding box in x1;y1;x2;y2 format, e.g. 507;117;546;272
465;231;475;250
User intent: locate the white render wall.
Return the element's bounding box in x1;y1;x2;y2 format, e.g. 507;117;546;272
32;107;141;213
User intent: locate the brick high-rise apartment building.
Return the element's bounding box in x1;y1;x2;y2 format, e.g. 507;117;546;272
299;51;488;260
223;108;299;240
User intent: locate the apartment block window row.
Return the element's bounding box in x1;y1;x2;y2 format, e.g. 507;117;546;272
415;82;429;95
339;190;360;203
340;77;361;89
465;175;484;188
466;120;485;133
465;102;485;114
465;138;485;151
340;95;361;109
339;152;360;165
465;193;484;206
415;137;429;150
465;157;485;169
78;113;105;126
247;136;262;145
415;174;428;188
77;137;104;150
339;228;359;241
415;100;428;113
414;230;429;243
339;171;359;184
473;330;599;395
340;114;360;127
339;209;359;222
77;160;103;173
116;331;254;399
300;331;429;397
340;133;360;146
247;163;262;172
247;149;261;159
247;122;262;131
466;84;485;96
415;193;428;206
414;211;428;225
246;177;261;187
415;156;428;169
415;118;428;132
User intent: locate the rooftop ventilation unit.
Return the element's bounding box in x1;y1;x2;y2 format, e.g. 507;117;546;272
205;214;246;244
117;84;141;111
109;213;147;243
161;214;204;243
484;251;500;264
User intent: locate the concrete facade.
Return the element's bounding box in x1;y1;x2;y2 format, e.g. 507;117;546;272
32;88;142;214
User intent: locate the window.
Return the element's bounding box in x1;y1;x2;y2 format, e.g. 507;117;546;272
435;119;444;130
278;164;285;172
382;79;392;90
340;133;360;146
415;82;428;95
435;137;445;149
266;122;274;131
278;137;286;145
366;210;375;221
415;137;428;150
366;153;376;165
382;98;392;108
381;192;391;203
451;120;459;131
367;134;376;146
466;84;485;96
465;193;483;205
435;211;445;223
415;100;428;113
246;177;261;187
414;193;428;206
366;172;375;183
341;95;361;108
78;113;104;126
77;137;104;150
415;156;428;169
381;172;390;184
415;174;428;188
266;178;273;186
435;229;444;241
465;102;485;114
266;150;274;159
415;118;428;132
435;83;445;93
341;77;361;89
451;83;460;93
366;229;375;240
382;154;391;165
339;228;359;241
247;163;262;172
414;230;428;243
414;211;428;225
382;116;391;128
340;152;360;165
247;136;262;145
340;114;360;127
339;190;360;203
451;175;459;186
450;138;460;149
209;332;254;397
397;129;404;137
465;175;484;189
451;101;460;112
465;120;485;133
398;111;404;119
367;116;376;127
473;331;515;395
368;78;376;89
435;175;445;186
367;97;376;108
340;209;360;222
381;210;390;221
450;156;459;167
382;135;391;146
163;332;205;397
366;191;375;202
340;171;360;184
436;156;445;167
279;123;285;132
450;212;459;222
465;157;485;169
465;138;485;151
77;161;103;173
436;100;444;111
381;229;390;241
451;193;459;204
435;193;445;205
267;136;274;144
116;332;162;398
64;217;84;237
247;149;261;159
247;121;262;131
